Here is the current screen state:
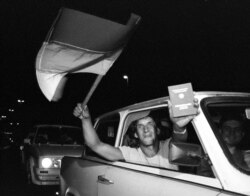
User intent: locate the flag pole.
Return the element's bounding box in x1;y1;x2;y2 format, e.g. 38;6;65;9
82;74;104;106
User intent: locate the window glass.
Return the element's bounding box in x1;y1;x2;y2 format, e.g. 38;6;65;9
34;126;83;145
60;127;83;145
85;113;120;157
204;98;250;173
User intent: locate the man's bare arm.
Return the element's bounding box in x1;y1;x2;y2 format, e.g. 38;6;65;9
73;104;123;161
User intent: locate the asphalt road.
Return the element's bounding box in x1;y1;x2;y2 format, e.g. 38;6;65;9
0;146;59;196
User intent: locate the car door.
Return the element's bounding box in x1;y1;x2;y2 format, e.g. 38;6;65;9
98;163;221;196
76;113;120;196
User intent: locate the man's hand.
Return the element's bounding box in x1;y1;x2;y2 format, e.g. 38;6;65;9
168;98;199;132
73;104;91;120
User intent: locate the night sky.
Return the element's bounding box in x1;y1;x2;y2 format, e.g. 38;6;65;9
1;0;250;127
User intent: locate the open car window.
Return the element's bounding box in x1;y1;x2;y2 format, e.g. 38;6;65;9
121;107;215;177
203;97;250;173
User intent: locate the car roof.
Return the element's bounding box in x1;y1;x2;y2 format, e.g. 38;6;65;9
96;91;250;120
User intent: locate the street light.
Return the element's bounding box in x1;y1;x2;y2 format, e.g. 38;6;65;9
123;75;129;86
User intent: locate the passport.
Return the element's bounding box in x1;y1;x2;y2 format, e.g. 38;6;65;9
168;83;197;117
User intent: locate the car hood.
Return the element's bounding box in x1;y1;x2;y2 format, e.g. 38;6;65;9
32;144;84;157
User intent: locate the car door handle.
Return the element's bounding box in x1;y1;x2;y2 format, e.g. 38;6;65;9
97;175;114;185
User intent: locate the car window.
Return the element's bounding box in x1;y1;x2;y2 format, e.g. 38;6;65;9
60;127;83;145
85;113;120;157
121;107;215;177
204;98;250;173
34;126;83;145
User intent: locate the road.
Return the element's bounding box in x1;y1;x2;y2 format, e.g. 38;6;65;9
0;146;59;196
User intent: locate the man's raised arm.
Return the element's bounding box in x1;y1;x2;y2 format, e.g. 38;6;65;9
73;104;123;161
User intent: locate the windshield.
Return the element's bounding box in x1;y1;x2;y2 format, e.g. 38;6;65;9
34;126;83;145
203;97;250;172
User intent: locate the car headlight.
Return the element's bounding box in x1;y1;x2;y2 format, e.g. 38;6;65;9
41;158;53;168
41;157;61;168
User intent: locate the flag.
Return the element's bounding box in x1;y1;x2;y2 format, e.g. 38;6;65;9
36;7;141;101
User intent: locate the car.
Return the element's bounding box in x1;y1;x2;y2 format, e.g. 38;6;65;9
20;124;84;185
60;92;250;196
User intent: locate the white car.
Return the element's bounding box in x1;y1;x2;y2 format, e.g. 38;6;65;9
20;124;84;185
60;92;250;196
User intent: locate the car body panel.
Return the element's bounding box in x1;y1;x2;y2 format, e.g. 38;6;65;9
98;164;220;196
61;157;222;196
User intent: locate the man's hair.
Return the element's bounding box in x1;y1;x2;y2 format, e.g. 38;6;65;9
219;114;246;131
124;114;157;148
132;114;157;131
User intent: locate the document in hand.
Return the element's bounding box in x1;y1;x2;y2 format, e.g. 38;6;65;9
168;83;198;117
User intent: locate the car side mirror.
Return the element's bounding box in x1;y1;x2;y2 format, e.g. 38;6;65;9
169;141;202;167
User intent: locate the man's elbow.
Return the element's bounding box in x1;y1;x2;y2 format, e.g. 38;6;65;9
87;143;123;162
86;140;101;150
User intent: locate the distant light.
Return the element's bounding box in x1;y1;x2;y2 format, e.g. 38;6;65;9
1;115;7;119
123;75;129;86
16;123;19;125
123;75;128;79
55;191;60;195
10;122;13;125
8;109;14;112
17;99;25;103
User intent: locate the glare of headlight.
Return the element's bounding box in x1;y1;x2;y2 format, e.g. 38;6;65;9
41;158;52;168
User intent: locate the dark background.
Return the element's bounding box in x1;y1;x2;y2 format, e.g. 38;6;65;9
1;0;250;129
0;1;250;195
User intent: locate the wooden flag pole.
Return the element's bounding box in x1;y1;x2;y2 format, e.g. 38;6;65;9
82;74;104;106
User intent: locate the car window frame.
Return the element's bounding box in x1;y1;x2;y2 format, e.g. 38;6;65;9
201;96;250;175
118;104;216;177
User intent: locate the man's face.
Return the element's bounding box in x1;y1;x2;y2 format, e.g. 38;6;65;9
221;120;244;146
135;116;158;146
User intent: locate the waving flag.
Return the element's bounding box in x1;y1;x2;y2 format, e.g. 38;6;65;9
36;8;141;101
